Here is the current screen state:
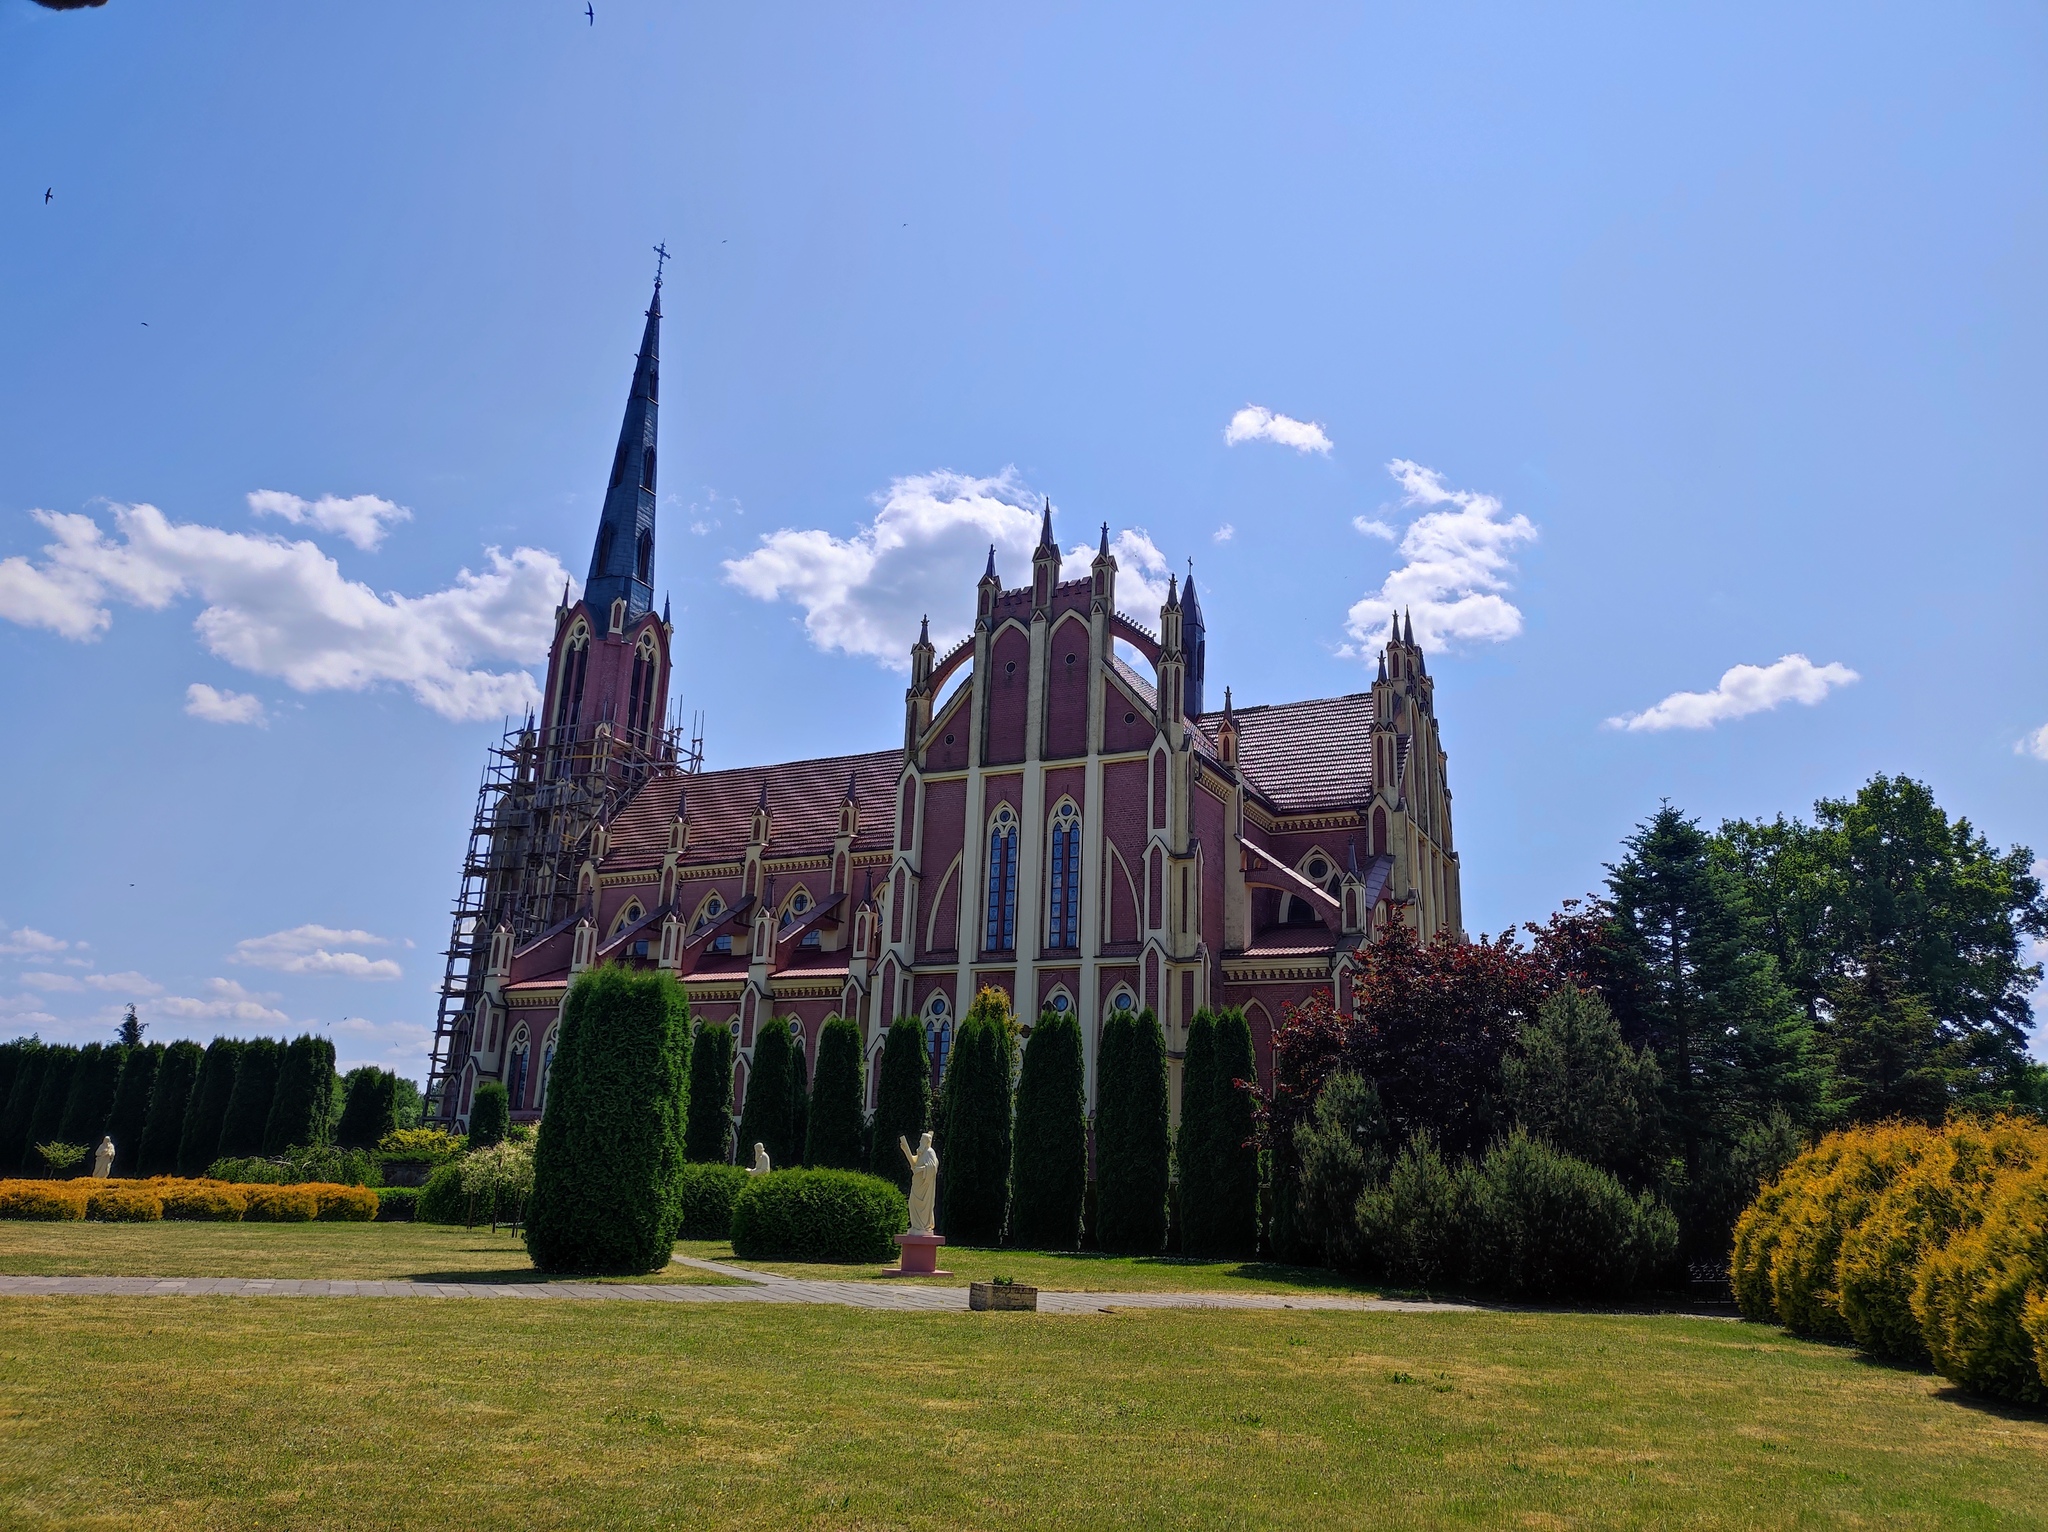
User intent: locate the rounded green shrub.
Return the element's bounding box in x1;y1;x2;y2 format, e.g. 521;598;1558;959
1462;1130;1675;1299
524;966;690;1274
467;1079;510;1150
677;1162;751;1239
729;1168;906;1263
375;1187;420;1222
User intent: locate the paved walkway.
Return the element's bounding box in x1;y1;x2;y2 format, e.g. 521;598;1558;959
0;1257;1473;1315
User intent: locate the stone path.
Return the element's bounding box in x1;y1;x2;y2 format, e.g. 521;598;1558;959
0;1258;1474;1315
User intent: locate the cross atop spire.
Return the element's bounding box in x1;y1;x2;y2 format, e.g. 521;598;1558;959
982;544;998;582
1098;521;1110;558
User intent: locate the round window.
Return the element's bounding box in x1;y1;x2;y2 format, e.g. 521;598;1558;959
1307;860;1327;881
1109;989;1134;1013
1050;993;1071;1013
930;993;948;1015
1005;660;1017;675
1065;653;1076;665
1124;711;1136;725
944;733;955;746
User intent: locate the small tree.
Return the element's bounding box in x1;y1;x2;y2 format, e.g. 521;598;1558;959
805;1016;867;1170
60;1043;126;1146
737;1017;798;1169
1010;1008;1086;1249
1095;1006;1170;1253
868;1017;930;1192
104;1042;163;1176
1294;1071;1387;1267
139;1041;204;1176
1501;984;1662;1185
264;1033;337;1153
940;988;1016;1246
116;1005;146;1048
215;1038;282;1160
525;966;691;1274
685;1021;736;1162
468;1079;510;1149
178;1038;245;1175
334;1068;400;1151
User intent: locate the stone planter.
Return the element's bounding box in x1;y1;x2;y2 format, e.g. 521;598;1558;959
968;1281;1038;1312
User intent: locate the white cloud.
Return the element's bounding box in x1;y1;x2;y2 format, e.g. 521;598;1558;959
0;926;70;957
23;969;161;995
722;468;1174;665
185;682;266;726
1352;516;1396;541
230;925;403;980
1606;654;1860;733
2017;723;2048;762
0;503;568;720
153;978;294;1027
21;971;82;992
1224;405;1333;455
1341;460;1538;655
1213;524;1236;543
247;490;411;552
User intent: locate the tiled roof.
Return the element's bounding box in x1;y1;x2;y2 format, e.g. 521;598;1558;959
1109;654;1156;710
1242;926;1338;959
606;748;902;869
1208;692;1376;814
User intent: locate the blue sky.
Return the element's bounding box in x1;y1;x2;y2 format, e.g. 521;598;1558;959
3;2;2043;1078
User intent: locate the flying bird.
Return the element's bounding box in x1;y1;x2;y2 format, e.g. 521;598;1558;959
585;2;593;21
45;188;53;204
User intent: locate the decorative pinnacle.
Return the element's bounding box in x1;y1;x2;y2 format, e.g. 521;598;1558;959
845;770;858;802
675;787;687;821
918;614;930;646
982;543;998;581
1039;497;1056;549
661;593;671;625
1098;521;1111;558
756;780;769;811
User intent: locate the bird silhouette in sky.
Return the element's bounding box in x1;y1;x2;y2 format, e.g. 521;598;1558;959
44;188;53;203
585;2;593;22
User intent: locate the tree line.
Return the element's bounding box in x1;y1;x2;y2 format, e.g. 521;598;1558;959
0;1016;423;1178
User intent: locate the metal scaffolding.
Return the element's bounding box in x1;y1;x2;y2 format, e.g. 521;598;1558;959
423;717;686;1121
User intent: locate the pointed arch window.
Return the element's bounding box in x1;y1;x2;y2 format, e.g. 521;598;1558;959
635;528;653;583
626;629;660;740
537;1026;557;1115
984;804;1019;953
596;523;615;573
1046;800;1081;949
640;447;656;494
506;1025;531;1111
552;623;591;739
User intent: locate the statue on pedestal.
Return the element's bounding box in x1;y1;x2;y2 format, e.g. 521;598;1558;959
749;1142;771;1175
91;1136;115;1179
900;1131;938;1236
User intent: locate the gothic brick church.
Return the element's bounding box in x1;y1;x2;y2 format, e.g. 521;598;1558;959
428;282;1464;1134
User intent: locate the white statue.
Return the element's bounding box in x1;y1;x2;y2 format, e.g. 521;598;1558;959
91;1136;115;1179
749;1142;771;1175
900;1131;938;1236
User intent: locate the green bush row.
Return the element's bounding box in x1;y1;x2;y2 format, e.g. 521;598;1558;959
730;1168;906;1263
676;1162;749;1240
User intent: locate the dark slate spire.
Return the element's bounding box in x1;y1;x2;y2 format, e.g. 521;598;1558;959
1038;497;1056;549
661;593;671;626
585;278;663;625
1098;521;1111;558
844;770;858;802
1181;562;1207;717
756;779;769;811
983;543;998;581
1402;608;1414;646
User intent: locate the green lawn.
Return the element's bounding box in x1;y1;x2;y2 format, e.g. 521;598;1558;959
0;1221;739;1285
675;1237;1386;1295
1;1295;2043;1529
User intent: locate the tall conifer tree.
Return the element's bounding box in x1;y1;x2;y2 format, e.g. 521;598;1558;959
1010;1008;1086;1249
60;1043;126;1146
737;1017;798;1168
868;1017;930;1191
215;1038;282;1160
684;1021;736;1163
804;1016;867;1170
939;988;1015;1246
1;1047;49;1171
1095;1006;1169;1253
139;1041;203;1175
263;1034;336;1153
104;1042;162;1175
178;1038;244;1174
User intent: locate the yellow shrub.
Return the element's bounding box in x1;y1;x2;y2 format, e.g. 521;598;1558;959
1731;1140;1846;1321
2023;1292;2048;1394
1912;1162;2048;1405
0;1180;88;1220
153;1179;248;1221
307;1183;378;1222
243;1185;319;1223
1768;1123;1938;1342
1838;1117;2048;1361
84;1184;163;1222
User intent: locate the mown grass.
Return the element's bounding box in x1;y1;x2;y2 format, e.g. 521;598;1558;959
1;1296;2043;1530
675;1237;1383;1294
0;1221;739;1284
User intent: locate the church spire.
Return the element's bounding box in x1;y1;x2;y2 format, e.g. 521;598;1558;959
585;277;662;627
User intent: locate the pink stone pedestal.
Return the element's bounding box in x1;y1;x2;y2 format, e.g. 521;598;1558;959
882;1232;950;1278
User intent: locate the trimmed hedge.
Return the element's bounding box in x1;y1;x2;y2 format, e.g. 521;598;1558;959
804;1016;867;1170
60;1043;126;1147
417;1161;467;1225
105;1042;162;1177
1010;1009;1086;1250
2;1049;51;1172
868;1017;929;1192
244;1185;319;1222
335;1068;401;1152
375;1187;420;1221
729;1168;906;1262
524;966;690;1274
159;1180;247;1221
1095;1007;1169;1253
24;1047;80;1170
684;1021;736;1163
1178;1007;1260;1258
85;1184;162;1222
677;1162;750;1239
0;1180;87;1219
1732;1117;2048;1404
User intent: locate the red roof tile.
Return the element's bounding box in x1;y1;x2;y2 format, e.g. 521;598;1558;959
605;748;902;869
1203;692;1376;814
